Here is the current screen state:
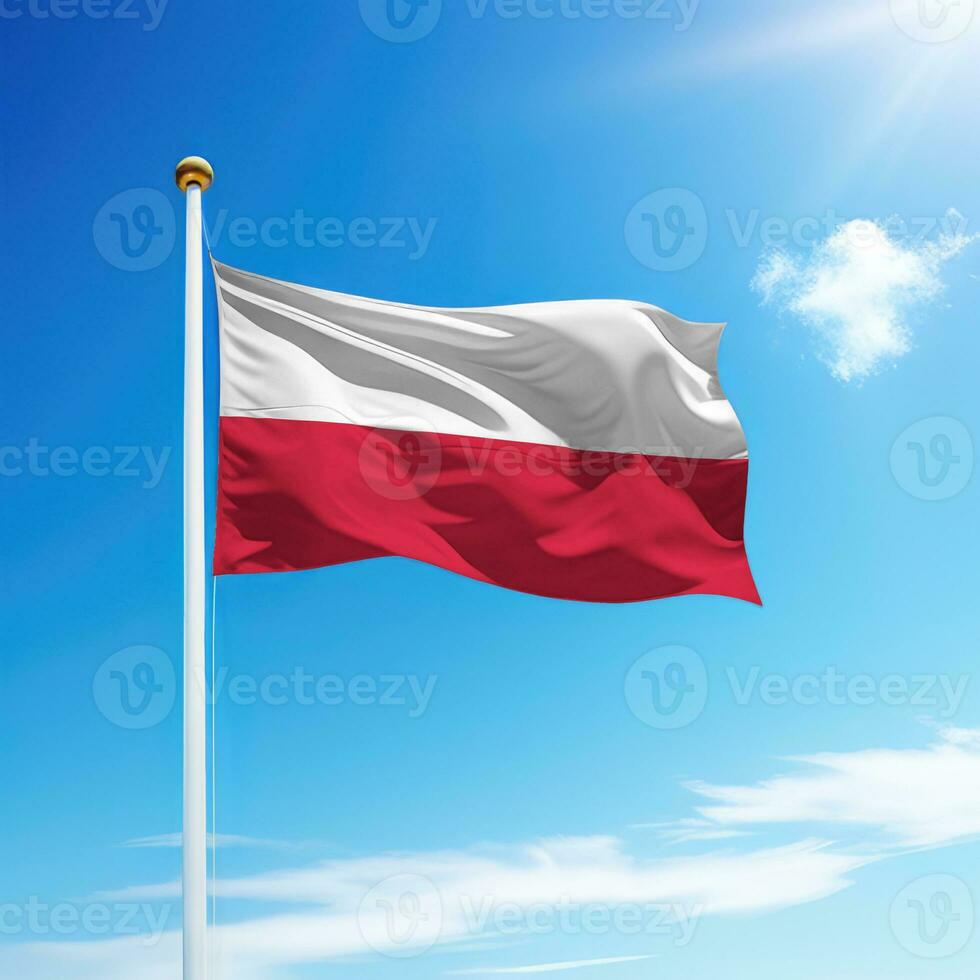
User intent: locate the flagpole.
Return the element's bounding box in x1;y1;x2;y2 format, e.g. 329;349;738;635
175;155;214;980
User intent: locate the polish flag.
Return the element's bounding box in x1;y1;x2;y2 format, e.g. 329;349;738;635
213;262;758;604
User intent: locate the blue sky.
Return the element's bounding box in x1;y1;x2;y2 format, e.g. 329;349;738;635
2;0;979;977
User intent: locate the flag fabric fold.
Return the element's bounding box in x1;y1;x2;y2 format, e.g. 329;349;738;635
212;260;759;604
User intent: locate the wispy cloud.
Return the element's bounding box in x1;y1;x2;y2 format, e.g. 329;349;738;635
99;836;867;916
753;210;976;381
55;837;869;980
10;728;980;980
630;818;751;845
447;954;657;974
687;726;980;847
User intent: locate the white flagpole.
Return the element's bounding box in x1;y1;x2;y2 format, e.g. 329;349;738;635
175;155;214;980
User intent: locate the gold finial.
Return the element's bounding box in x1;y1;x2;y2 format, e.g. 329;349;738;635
175;156;214;192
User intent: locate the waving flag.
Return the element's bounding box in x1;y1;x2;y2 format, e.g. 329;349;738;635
213;261;758;603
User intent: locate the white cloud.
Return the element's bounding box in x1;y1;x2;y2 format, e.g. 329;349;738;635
752;210;975;381
98;835;867;918
932;723;980;748
10;728;980;980
13;837;869;980
447;954;658;974
687;727;980;847
630;818;751;845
